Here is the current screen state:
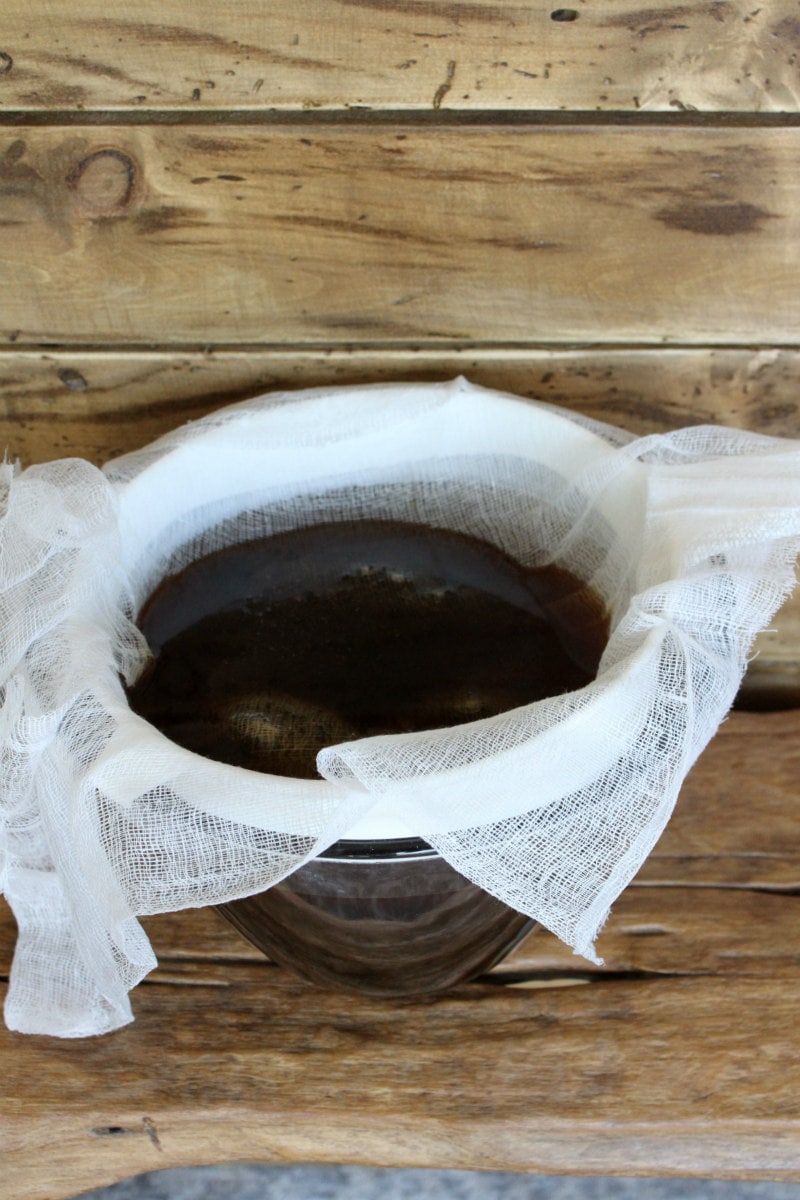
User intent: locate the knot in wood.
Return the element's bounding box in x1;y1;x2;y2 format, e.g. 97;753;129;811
66;148;137;215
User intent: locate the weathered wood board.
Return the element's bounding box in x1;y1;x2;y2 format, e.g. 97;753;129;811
1;345;797;697
5;974;800;1195
2;125;800;346
1;0;799;114
2;346;799;464
3;710;800;1197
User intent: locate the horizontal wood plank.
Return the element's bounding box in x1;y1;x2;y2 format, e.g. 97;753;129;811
2;347;800;467
1;345;797;692
11;882;800;985
2;125;800;346
7;885;799;988
4;976;800;1193
3;938;800;1187
1;0;799;114
505;888;800;979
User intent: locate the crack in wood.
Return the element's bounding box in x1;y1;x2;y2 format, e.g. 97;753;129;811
633;880;800;892
6;340;800;355
480;967;718;987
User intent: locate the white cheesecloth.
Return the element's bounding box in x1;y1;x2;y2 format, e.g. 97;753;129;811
1;377;798;1036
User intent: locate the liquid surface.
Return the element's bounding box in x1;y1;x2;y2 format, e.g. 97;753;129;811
128;520;609;779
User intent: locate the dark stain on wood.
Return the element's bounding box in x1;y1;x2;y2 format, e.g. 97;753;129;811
92;18;328;71
89;1116;161;1148
602;1;731;35
184;134;249;155
0;139;44;199
335;0;527;23
478;236;562;251
0;138;30;182
771;16;800;43
35;50;133;84
18;82;88;106
134;205;206;235
757;401;798;424
91;1125;138;1138
95;16;233;49
655;201;777;235
0;52;13;76
3;139;27;165
270;211;444;247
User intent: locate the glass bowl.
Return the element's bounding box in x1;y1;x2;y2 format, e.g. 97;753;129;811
216;837;535;996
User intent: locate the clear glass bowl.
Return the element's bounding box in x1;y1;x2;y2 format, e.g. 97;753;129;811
216;838;535;996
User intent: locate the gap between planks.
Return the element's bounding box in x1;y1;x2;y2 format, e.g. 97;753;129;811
8;341;800;354
2;110;800;128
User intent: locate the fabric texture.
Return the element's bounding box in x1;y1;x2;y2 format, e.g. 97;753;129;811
1;377;798;1036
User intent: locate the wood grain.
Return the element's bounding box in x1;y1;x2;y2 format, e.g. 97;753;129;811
2;125;800;346
4;974;800;1196
1;0;799;114
2;346;800;466
3;710;800;1195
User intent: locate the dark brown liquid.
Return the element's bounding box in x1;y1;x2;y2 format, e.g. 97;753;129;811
127;520;608;779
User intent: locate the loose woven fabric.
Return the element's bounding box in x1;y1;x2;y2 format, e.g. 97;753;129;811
1;378;799;1037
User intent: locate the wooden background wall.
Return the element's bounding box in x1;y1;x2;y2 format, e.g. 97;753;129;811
0;0;798;698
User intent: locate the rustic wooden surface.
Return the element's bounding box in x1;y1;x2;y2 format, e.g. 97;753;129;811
1;0;800;113
2;0;799;1189
2;346;799;463
3;710;800;1198
2;125;800;346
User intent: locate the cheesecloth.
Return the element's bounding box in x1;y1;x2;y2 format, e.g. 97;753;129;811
1;377;798;1036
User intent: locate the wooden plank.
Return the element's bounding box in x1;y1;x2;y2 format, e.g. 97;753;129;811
3;711;800;1192
504;886;800;978
3;881;799;987
1;345;796;692
7;884;800;992
0;345;797;692
2;125;800;346
5;974;800;1194
637;709;800;880
1;346;799;462
145;710;800;977
1;0;799;114
1;347;800;467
